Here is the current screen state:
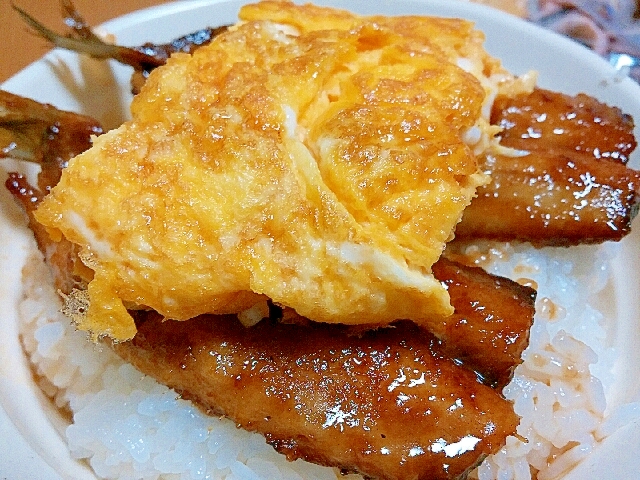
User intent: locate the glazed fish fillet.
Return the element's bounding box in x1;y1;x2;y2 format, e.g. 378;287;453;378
114;312;520;480
490;88;637;164
457;89;640;245
431;258;535;389
33;1;509;340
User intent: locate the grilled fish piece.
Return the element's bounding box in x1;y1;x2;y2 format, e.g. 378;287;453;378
276;255;537;390
432;258;535;389
457;150;640;245
492;88;637;164
6;172;90;295
0;89;102;192
456;87;640;246
1;90;100;294
13;1;227;94
115;312;520;480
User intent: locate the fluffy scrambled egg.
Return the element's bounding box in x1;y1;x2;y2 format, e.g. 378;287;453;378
35;1;513;340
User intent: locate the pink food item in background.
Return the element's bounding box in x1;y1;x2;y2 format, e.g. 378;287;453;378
529;0;640;80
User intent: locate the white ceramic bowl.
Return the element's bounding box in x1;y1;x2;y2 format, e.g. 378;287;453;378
1;1;639;478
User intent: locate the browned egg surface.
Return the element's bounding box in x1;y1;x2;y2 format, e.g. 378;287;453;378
34;0;498;340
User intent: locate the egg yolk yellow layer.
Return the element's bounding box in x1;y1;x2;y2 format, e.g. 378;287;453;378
35;0;494;340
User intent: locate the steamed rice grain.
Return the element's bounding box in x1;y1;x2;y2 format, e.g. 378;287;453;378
18;237;633;479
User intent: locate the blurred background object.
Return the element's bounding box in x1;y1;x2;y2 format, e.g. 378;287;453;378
529;0;640;82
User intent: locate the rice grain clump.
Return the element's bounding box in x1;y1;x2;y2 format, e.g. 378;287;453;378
19;236;639;480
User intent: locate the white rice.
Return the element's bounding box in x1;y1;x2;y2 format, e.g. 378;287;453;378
17;237;640;480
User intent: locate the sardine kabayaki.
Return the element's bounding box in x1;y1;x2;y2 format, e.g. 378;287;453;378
2;1;640;479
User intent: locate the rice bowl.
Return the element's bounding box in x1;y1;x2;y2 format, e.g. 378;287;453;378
1;0;640;479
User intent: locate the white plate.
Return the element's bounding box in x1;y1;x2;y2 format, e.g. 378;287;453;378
1;1;640;479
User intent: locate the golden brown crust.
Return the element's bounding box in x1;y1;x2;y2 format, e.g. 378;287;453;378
456;88;640;246
457;150;640;245
34;2;492;340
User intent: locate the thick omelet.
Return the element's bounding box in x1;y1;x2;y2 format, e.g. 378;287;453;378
35;1;504;340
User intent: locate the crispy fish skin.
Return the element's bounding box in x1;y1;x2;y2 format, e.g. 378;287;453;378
456;151;640;245
114;313;519;480
432;258;535;389
492;88;637;164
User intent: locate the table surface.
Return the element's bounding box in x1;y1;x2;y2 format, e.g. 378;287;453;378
1;0;170;83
